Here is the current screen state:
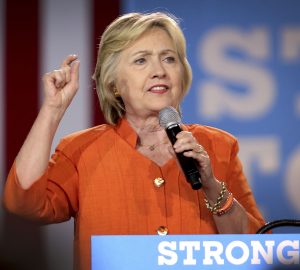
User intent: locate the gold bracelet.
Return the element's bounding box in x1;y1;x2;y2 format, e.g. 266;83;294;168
204;181;227;214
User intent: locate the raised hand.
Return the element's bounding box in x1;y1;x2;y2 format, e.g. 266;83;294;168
14;55;80;189
42;55;80;112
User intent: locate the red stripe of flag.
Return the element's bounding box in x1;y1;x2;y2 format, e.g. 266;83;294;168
1;0;47;269
5;0;40;174
92;0;120;125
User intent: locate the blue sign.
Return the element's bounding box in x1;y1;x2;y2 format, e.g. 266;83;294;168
122;0;300;231
92;234;300;269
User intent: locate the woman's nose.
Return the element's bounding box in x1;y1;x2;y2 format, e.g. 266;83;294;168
151;59;166;79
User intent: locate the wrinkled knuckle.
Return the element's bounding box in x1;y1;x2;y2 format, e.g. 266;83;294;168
62;66;70;73
42;72;51;81
54;69;64;76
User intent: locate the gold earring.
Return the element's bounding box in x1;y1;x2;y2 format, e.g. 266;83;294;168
113;87;120;97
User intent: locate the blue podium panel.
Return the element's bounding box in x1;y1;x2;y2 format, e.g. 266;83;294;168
92;234;300;270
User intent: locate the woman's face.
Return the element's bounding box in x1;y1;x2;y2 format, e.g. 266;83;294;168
115;28;184;118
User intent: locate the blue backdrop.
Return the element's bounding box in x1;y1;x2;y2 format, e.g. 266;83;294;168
122;0;300;231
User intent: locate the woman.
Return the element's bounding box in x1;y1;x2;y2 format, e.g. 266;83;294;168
3;12;266;270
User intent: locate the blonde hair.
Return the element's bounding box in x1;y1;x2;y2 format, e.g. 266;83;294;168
93;12;192;125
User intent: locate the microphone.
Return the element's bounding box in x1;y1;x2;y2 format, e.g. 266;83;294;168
159;106;202;190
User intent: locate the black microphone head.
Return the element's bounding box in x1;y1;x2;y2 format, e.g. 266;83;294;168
159;106;182;129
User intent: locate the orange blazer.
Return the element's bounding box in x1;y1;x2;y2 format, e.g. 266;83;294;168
3;118;266;270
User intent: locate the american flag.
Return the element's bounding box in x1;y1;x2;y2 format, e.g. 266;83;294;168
0;0;120;268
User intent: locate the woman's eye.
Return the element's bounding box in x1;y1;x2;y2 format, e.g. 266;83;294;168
134;58;146;65
164;56;176;63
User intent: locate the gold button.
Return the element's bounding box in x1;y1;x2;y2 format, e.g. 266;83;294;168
154;177;165;188
157;226;168;235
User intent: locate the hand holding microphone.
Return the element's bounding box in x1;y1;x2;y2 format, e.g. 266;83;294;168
159;106;202;190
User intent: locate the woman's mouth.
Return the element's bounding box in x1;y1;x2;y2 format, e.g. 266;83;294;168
148;85;169;94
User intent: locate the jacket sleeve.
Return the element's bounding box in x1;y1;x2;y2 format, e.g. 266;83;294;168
226;140;267;234
3;140;79;224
